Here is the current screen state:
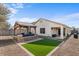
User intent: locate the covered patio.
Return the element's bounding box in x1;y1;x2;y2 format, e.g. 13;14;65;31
14;22;36;35
51;26;68;39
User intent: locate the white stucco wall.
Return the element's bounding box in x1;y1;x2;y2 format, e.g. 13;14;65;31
34;19;71;39
35;21;51;36
35;19;62;36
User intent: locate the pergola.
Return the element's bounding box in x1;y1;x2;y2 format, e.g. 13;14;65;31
14;22;36;35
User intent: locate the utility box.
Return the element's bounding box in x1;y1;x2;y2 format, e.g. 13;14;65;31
74;33;78;39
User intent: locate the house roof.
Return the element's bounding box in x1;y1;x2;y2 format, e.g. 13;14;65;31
15;21;36;27
15;18;71;29
32;18;71;28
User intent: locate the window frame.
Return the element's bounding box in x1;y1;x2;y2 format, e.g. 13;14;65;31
40;28;45;34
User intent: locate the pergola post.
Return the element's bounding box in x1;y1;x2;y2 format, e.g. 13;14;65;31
14;28;15;36
28;26;31;33
19;26;21;34
34;27;36;34
65;28;67;36
60;26;64;39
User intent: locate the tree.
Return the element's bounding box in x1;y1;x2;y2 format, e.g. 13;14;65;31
0;3;11;29
0;4;10;15
0;14;7;22
0;22;10;29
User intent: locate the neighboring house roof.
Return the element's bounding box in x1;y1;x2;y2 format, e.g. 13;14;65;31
32;18;71;28
15;21;36;27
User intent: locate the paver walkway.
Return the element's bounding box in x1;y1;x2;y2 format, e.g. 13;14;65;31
0;36;30;56
51;35;79;56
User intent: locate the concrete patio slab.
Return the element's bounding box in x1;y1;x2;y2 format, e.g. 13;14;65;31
0;36;30;56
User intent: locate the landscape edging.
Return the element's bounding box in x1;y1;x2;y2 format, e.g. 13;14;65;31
47;41;65;56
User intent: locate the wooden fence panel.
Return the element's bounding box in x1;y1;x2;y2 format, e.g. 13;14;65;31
0;29;14;36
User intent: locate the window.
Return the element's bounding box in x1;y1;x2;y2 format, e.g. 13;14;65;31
40;28;45;34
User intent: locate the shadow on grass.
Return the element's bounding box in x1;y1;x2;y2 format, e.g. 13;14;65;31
28;39;62;46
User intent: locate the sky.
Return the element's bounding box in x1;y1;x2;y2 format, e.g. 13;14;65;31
5;3;79;27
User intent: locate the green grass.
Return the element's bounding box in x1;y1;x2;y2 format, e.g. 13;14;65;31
22;38;62;56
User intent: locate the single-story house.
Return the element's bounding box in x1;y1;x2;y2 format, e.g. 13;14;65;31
14;18;71;39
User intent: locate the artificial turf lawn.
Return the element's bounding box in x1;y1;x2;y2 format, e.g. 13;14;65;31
22;38;62;56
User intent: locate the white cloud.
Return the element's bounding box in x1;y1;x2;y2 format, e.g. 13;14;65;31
9;8;18;14
66;13;79;18
11;3;24;9
18;17;38;23
11;3;34;9
8;17;38;26
58;13;79;20
52;13;79;27
57;13;79;23
5;3;24;18
9;8;18;18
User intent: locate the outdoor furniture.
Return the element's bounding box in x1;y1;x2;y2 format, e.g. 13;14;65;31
52;34;57;37
21;33;34;37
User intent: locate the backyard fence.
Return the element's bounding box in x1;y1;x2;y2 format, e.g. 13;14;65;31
0;29;14;36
